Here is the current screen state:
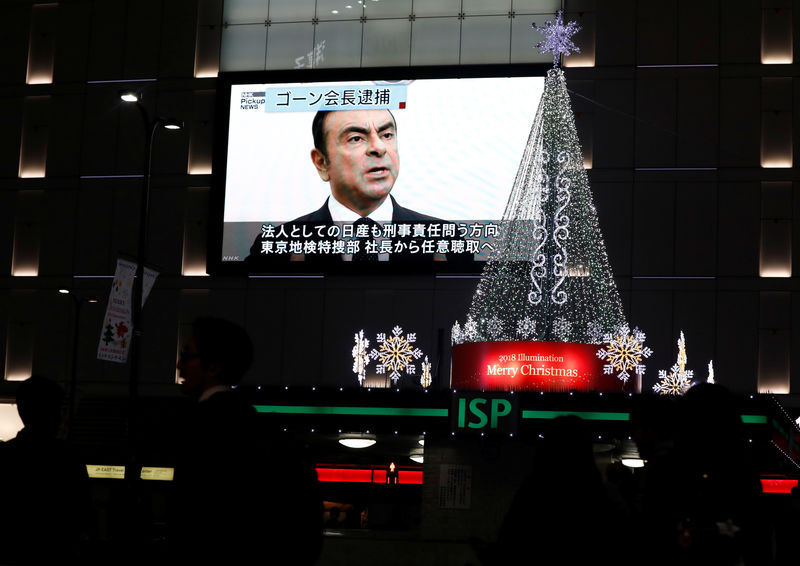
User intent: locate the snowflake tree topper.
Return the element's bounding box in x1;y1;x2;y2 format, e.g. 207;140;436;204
596;325;652;383
532;10;581;67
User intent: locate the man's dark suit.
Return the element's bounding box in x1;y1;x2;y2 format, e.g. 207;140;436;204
245;195;472;269
172;390;323;564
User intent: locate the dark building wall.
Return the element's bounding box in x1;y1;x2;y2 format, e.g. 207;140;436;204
0;0;797;400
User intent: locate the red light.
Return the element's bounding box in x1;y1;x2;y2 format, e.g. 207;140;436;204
316;468;373;483
401;470;423;485
760;478;798;494
315;466;423;485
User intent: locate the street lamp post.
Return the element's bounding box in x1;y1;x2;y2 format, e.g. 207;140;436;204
120;90;183;480
58;289;98;427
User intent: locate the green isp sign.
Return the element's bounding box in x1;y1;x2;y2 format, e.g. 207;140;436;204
453;393;518;434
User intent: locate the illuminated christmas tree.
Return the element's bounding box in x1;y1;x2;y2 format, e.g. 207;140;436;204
453;12;626;345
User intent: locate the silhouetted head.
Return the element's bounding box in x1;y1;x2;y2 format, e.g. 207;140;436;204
539;415;597;469
630;393;678;460
679;382;743;445
176;317;254;397
15;375;64;436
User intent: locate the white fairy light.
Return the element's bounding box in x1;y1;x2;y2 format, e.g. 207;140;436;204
352;330;370;386
420;356;432;388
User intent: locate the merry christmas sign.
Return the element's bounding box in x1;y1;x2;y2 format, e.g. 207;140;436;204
451;341;631;393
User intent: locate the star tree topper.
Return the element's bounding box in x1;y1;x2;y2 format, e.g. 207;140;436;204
532;10;581;67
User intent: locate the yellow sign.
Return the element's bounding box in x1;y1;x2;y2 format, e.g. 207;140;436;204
86;465;125;479
140;467;175;481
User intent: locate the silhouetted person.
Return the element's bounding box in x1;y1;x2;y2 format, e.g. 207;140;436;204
491;415;620;565
637;384;769;565
171;317;322;565
0;375;89;564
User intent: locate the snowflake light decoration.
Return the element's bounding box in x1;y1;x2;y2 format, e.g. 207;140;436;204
420;356;432;388
653;331;694;395
486;316;504;340
596;325;652;383
586;320;604;344
517;317;536;339
553;316;572;342
352;330;371;385
370;326;424;384
532;10;581;67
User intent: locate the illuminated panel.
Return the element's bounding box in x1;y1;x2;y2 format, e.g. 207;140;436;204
760;478;798;494
741;415;768;425
140;467;175;481
194;24;220;78
255;404;765;425
399;470;423;485
181;187;210;275
522;410;629;421
757;328;790;394
451;341;618;393
187;91;215;174
316;467;423;485
760;182;791;277
18;97;50;178
11;189;43;275
317;468;374;483
4;320;34;380
254;406;448;417
26;3;57;85
761;111;793;168
0;404;23;441
761;8;793;64
761;79;793;168
759;219;792;277
86;465;126;479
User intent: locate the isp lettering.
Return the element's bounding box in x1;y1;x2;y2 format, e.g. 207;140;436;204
490;399;512;428
468;398;489;429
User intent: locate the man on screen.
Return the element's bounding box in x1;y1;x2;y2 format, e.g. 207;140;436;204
245;108;471;267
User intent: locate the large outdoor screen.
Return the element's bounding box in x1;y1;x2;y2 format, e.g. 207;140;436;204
211;65;547;274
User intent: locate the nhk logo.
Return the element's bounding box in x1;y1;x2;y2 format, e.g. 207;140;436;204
240;91;266;110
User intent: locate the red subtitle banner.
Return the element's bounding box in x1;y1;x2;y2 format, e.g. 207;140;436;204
451;341;627;393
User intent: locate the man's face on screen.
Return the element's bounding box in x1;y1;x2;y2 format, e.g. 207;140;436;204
312;109;399;214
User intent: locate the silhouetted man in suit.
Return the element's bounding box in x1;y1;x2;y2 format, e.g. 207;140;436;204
0;376;89;563
172;317;322;564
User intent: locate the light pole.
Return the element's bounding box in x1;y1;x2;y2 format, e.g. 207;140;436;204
58;289;98;428
119;89;183;479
